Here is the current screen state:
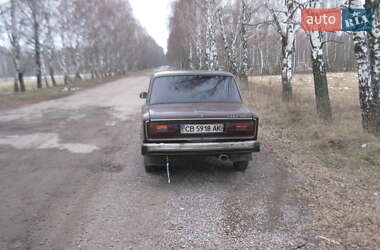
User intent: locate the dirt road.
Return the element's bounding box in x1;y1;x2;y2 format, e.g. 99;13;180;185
0;70;314;249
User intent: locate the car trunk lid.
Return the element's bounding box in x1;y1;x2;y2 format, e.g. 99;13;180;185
148;102;254;120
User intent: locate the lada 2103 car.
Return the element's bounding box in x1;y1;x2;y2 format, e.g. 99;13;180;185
140;71;260;172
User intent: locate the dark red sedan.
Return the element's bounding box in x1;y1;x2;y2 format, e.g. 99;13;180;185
140;71;260;172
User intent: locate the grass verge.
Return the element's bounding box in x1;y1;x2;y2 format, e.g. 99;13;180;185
0;76;121;110
243;73;380;249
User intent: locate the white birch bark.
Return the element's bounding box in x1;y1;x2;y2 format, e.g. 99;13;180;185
44;7;57;86
74;40;82;80
259;48;264;75
348;0;373;129
59;32;70;86
28;0;43;89
239;0;250;80
366;0;380;133
205;0;218;71
196;30;203;69
367;1;380;95
41;56;49;88
195;4;204;70
308;0;332;121
310;35;323;63
6;0;25;92
217;8;238;74
266;0;296;101
189;42;194;69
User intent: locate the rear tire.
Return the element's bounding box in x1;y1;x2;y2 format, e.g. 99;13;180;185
233;161;249;172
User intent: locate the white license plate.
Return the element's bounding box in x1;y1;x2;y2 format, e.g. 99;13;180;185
180;124;224;134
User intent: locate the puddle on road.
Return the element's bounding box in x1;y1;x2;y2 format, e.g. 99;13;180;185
0;133;99;154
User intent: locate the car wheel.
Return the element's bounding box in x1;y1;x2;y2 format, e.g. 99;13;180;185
233;161;249;172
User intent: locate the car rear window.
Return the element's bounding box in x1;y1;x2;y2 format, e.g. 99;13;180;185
149;75;242;104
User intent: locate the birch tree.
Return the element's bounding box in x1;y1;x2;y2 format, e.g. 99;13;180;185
0;0;26;92
168;0;254;76
217;7;238;75
365;0;380;134
265;0;297;101
56;0;73;85
205;0;219;71
43;2;57;86
25;0;43;89
167;0;356;77
167;0;196;69
307;0;333;122
347;0;376;132
1;0;165;90
239;0;251;80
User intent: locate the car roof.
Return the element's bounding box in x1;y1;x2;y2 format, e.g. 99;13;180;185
152;70;234;78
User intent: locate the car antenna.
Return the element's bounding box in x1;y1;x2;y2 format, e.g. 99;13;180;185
166;156;171;184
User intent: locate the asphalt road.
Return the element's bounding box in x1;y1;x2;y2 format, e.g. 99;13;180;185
0;70;313;249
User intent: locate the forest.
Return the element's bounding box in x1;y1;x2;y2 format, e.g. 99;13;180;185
167;0;380;135
0;0;166;91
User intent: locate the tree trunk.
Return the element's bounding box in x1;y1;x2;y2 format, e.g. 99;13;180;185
205;0;218;71
281;36;294;102
49;66;57;87
310;31;333;122
196;30;203;70
308;0;332;124
218;8;237;75
368;35;378;132
349;0;374;131
31;2;42;89
75;72;82;81
239;0;250;80
19;72;25;92
312;58;332;122
10;0;25;93
353;31;372;129
41;57;49;88
365;0;380;134
13;76;19;93
59;33;70;87
45;9;56;88
259;48;264;75
274;0;296;102
44;78;49;88
74;47;82;81
64;75;69;86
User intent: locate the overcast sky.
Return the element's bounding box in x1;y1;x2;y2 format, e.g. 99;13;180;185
129;0;173;53
0;0;173;52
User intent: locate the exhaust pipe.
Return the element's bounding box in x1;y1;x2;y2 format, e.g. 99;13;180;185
218;154;230;161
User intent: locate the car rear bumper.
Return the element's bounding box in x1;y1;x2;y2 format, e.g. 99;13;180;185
142;140;260;155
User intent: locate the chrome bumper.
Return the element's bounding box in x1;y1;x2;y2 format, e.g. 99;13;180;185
142;140;260;155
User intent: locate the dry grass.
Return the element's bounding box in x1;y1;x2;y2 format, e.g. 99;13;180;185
0;76;120;110
0;86;70;110
243;72;380;249
0;79;64;92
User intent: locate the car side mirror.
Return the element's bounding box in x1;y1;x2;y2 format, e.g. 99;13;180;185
139;92;147;99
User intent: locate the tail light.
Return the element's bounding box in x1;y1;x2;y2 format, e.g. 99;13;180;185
227;121;255;134
148;123;177;137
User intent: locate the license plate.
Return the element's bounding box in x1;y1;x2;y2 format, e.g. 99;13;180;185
180;124;224;134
